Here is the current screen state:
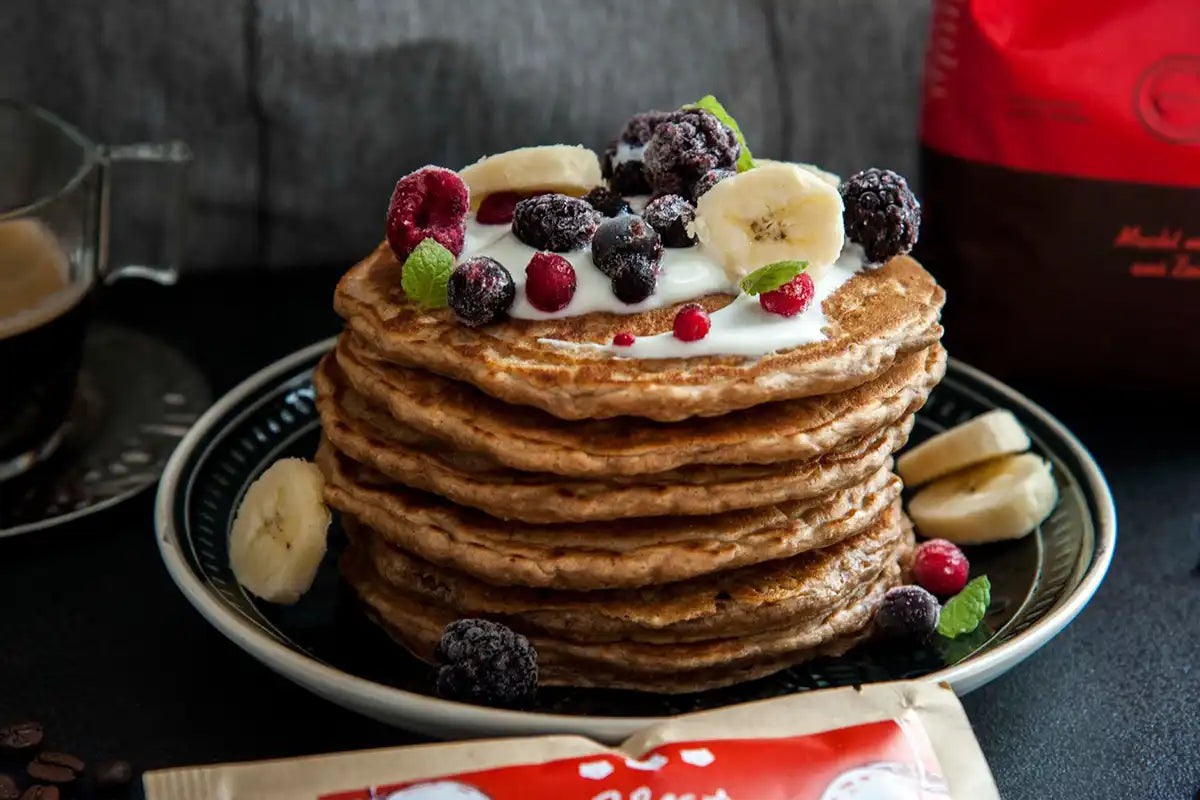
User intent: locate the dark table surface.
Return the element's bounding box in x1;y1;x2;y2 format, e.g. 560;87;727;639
2;269;1197;800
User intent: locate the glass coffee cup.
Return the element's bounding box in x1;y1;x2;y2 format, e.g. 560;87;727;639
0;100;189;481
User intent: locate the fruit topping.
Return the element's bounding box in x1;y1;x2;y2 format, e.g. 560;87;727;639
385;166;469;261
643;108;740;197
400;238;455;308
591;215;663;279
913;539;971;597
476;191;529;225
684;95;754;172
512;194;601;251
447;256;516;327
612;332;635;347
642;194;697;247
619;109;679;145
693;168;735;199
582;186;632;217
603;143;654;197
673;303;711;342
760;272;815;317
524;252;577;312
459;145;601;206
840;167;921;265
694;162;844;281
937;576;991;638
875;585;940;641
436;619;538;708
611;261;657;304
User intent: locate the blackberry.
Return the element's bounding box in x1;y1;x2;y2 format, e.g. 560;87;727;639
601;111;680;197
618;109;678;145
642;194;696;248
591;215;663;279
583;186;632;217
643;109;739;197
875;585;940;641
840;168;921;264
612;261;657;304
436;619;538;708
447;257;515;327
512;194;601;252
693;168;735;200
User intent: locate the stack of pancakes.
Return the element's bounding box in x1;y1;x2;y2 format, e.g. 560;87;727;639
316;242;946;693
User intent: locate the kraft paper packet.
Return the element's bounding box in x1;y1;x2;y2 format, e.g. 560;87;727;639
144;680;999;799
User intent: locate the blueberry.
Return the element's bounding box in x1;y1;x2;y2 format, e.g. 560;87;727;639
583;186;632;217
436;619;538;708
591;215;663;279
875;585;940;641
642;194;696;247
447;257;515;327
512;194;601;251
612;262;656;304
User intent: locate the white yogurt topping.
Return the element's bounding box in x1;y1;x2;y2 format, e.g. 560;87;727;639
458;215;866;359
614;141;646;166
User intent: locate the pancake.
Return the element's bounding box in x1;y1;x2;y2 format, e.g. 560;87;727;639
335;332;946;476
315;366;915;522
318;441;902;590
343;502;908;643
334;242;945;421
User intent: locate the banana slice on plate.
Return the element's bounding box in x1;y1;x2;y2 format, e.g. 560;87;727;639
459;145;602;209
907;453;1058;544
897;409;1031;488
229;458;331;604
692;161;845;281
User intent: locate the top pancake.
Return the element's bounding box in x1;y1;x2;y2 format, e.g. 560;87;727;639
335;242;945;421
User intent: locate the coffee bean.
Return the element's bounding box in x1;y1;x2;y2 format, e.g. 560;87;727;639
0;774;18;800
95;760;133;787
31;755;82;775
0;723;44;753
19;788;58;800
23;763;72;786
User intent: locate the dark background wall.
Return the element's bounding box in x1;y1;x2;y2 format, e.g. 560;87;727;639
0;0;931;271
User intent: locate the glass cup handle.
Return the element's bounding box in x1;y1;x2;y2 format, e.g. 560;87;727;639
98;141;192;286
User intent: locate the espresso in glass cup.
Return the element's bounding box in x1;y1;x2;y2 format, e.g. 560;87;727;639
0;100;189;481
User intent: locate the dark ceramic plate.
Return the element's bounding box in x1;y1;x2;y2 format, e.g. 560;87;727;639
155;338;1115;741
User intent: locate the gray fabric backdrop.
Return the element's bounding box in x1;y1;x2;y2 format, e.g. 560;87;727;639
1;0;931;270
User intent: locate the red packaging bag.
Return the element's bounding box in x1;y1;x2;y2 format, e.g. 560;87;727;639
917;0;1200;387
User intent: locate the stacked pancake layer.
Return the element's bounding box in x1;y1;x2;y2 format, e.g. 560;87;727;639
319;244;946;693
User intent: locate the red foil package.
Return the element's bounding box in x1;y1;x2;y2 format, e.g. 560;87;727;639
143;681;999;799
917;0;1200;387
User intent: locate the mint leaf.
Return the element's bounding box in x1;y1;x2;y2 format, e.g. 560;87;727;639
936;623;993;665
401;238;454;308
937;575;991;638
686;95;754;172
738;260;806;295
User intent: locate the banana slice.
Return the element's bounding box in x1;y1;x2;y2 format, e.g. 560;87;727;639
459;145;602;209
229;458;331;604
692;161;845;281
754;158;842;188
907;453;1058;544
897;409;1031;488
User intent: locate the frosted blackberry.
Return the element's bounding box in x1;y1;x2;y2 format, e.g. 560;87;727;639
512;194;601;252
841;168;921;264
583;186;631;217
643;109;739;197
447;257;515;327
436;619;538;708
602;110;680;196
693;168;734;200
642;194;696;248
612;262;656;304
591;215;663;279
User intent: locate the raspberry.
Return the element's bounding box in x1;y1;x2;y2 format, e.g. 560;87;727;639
583;186;632;217
436;619;538;708
612;332;635;347
524;252;577;312
591;215;663;279
511;194;600;252
875;586;940;641
476;191;527;225
643;109;739;197
447;256;515;327
673;303;711;341
642;194;697;248
840;168;921;264
611;261;656;304
913;539;970;597
693;168;735;200
385;166;469;261
759;272;815;317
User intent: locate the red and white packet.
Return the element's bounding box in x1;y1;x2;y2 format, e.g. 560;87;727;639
143;681;998;799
